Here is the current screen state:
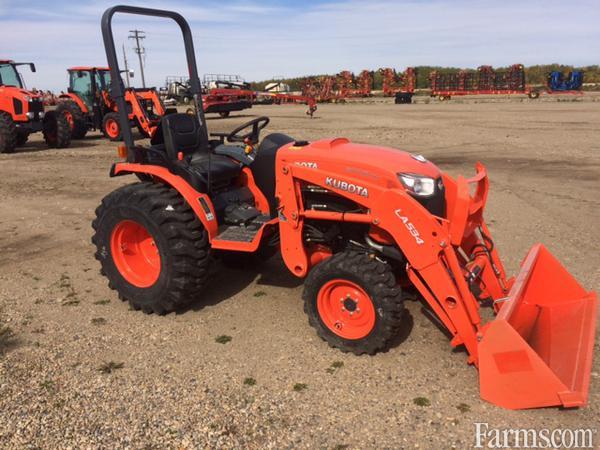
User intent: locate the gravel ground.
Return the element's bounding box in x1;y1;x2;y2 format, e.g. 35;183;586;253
0;95;599;449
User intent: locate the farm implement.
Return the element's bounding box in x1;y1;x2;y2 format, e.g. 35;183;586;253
95;5;597;410
0;60;71;153
56;66;170;140
336;70;373;98
545;70;584;96
379;67;416;104
429;64;541;100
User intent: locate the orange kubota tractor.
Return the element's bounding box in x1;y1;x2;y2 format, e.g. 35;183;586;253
0;60;71;153
56;66;169;141
94;6;597;410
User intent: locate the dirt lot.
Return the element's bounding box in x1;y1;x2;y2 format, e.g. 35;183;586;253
1;96;599;449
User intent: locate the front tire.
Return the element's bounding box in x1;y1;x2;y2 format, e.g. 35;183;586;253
16;132;29;147
102;112;122;141
43;110;71;148
92;182;211;314
0;112;17;154
303;252;405;355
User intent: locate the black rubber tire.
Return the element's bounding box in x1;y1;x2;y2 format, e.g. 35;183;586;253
219;111;230;118
102;112;122;141
16;132;29;147
303;251;405;355
0;112;17;154
43;110;71;148
92;182;211;314
56;101;87;139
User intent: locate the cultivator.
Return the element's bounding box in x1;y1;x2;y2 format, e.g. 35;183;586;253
336;70;373;98
429;64;538;100
546;70;584;95
301;75;340;103
379;67;416;103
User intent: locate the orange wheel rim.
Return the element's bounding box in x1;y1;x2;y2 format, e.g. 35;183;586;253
317;279;376;339
110;220;161;288
64;111;74;129
105;118;120;138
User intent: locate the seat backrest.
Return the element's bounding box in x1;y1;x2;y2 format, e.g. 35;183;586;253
161;113;207;160
252;133;295;217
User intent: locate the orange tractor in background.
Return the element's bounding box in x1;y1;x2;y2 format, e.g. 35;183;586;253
95;6;597;411
56;66;170;141
0;60;71;153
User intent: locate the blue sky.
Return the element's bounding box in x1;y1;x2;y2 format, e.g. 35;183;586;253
1;0;599;91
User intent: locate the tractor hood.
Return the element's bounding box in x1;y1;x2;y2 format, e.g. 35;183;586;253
0;85;42;101
282;138;441;183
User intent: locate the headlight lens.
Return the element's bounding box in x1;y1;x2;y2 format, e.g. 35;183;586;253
398;173;436;197
23;96;32;102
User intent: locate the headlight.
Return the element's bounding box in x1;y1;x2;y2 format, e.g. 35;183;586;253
23;96;32;102
398;173;436;197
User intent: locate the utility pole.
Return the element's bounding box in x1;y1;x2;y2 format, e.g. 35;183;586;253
128;29;146;88
122;44;130;88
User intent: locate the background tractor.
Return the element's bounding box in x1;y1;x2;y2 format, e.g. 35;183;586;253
56;67;170;141
94;6;596;411
0;60;71;153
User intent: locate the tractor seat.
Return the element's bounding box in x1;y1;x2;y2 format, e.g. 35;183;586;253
161;113;242;190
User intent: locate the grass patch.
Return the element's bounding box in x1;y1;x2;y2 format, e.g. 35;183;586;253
39;379;55;392
253;291;267;297
91;318;107;325
243;377;257;386
413;396;431;407
0;324;15;355
93;299;111;305
98;361;124;374
293;383;308;392
456;402;470;413
327;360;344;374
215;335;232;344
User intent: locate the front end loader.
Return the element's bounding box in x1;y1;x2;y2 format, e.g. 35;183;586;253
0;60;71;153
93;5;597;410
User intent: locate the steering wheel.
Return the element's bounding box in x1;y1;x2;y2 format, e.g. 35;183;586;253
225;116;270;145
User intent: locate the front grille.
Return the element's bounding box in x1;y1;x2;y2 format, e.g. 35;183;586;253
415;178;446;218
13;98;23;115
29;99;44;113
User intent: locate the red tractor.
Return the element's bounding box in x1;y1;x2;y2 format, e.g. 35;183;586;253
0;60;71;153
56;67;170;141
95;6;597;410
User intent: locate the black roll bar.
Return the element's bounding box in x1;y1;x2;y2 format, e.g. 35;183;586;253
101;5;209;162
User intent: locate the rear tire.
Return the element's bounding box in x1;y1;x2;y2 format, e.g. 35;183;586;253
92;182;211;314
0;112;17;154
56;101;87;139
102;112;122;141
303;251;405;355
43;110;71;148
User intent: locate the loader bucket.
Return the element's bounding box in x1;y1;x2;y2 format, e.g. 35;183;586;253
478;244;597;409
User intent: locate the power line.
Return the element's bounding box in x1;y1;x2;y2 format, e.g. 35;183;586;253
128;29;146;88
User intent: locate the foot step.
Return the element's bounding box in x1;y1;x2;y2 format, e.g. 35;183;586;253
216;215;270;242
